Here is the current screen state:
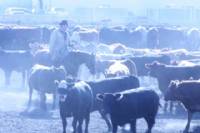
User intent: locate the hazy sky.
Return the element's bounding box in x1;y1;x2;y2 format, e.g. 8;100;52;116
1;0;200;15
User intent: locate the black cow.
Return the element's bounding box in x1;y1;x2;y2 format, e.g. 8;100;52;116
146;27;159;49
63;51;96;78
0;26;52;50
97;89;160;133
157;27;186;49
165;80;200;133
0;49;33;86
129;54;171;76
28;64;66;110
99;27;130;46
146;61;200;112
87;75;140;131
57;80;93;133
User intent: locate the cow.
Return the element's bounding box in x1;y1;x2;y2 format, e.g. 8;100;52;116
97;89;160;133
70;27;99;53
186;28;200;51
129;54;171;76
105;61;130;78
110;43;127;54
56;80;93;133
96;43;112;54
63;51;96;78
165;80;200;133
96;59;137;78
87;75;140;131
99;26;130;46
71;26;99;44
129;26;147;48
33;48;52;66
146;61;200;112
146;27;159;49
28;64;66;110
0;49;33;86
156;27;186;49
0;26;51;50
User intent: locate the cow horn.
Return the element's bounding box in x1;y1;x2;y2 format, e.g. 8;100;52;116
96;93;104;101
115;93;123;101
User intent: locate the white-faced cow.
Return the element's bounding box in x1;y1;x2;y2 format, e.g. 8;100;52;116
105;61;130;78
96;59;137;78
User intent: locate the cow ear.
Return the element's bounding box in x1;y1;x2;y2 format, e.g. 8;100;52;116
54;80;59;86
169;80;178;90
114;93;123;101
96;94;104;101
145;63;151;69
189;77;193;80
59;65;65;70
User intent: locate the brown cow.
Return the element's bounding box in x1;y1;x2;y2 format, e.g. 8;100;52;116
28;64;66;110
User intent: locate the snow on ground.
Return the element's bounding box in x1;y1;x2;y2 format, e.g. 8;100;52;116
0;69;200;133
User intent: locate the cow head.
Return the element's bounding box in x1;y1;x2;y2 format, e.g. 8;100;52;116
55;80;74;102
164;80;179;101
55;80;69;102
145;61;165;77
96;93;123;113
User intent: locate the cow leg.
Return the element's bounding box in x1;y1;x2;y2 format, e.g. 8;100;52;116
111;121;118;133
98;110;112;132
27;86;33;109
130;119;136;133
40;92;47;110
84;113;90;133
61;114;67;133
175;102;185;114
78;117;84;133
21;71;26;88
184;111;193;133
72;117;78;133
52;92;56;110
4;70;11;86
169;101;174;113
164;101;168;113
144;116;155;133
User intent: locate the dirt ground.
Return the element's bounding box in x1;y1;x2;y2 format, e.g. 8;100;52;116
0;72;200;133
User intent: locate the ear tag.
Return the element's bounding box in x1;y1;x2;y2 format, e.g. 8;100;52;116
59;94;67;102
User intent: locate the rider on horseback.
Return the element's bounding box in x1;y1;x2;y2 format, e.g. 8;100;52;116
49;20;71;66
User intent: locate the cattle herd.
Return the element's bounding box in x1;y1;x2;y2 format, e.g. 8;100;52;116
1;24;200;133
